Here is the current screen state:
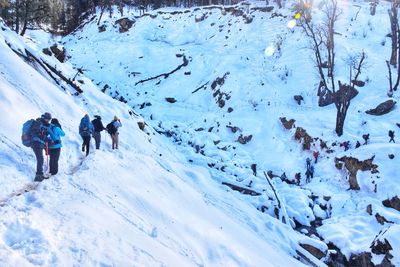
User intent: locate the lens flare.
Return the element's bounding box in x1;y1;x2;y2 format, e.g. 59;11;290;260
264;45;275;56
287;20;297;29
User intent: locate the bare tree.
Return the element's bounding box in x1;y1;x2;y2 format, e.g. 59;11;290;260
298;0;366;136
387;0;400;96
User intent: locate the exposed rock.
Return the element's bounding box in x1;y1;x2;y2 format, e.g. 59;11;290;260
367;204;372;215
221;182;261;196
294;95;304;105
137;122;145;130
165;97;177;103
294;127;313;150
226;125;240;133
352;80;366;87
250;6;274;12
348;252;374;267
299;243;326;260
50;44;65;63
366;100;396;116
227;107;233;113
335;156;378;190
280;117;296;130
382;196;400;212
98;24;106;32
42;48;52;56
375;213;392;225
371;238;393;255
115;18;135;32
251;164;257;176
388;154;395;159
237;134;252;144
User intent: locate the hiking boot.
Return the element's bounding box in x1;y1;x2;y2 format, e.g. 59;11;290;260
34;174;45;182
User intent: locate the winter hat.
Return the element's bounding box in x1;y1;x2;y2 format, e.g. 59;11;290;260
51;118;61;128
95;115;101;120
114;115;119;121
42;112;52;120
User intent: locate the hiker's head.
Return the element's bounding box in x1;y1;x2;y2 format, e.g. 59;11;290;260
114;115;119;121
95;115;101;120
51;118;60;127
41;112;52;122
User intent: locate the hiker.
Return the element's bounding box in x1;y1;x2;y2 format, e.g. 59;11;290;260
362;134;370;145
48;118;65;176
107;116;122;150
306;157;311;169
30;112;52;181
340;141;350;151
79;114;93;156
91;115;106;149
355;141;361;149
313;151;319;164
305;169;311;183
389;130;395;143
294;172;301;185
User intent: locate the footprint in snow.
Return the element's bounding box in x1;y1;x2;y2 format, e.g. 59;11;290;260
3;222;50;265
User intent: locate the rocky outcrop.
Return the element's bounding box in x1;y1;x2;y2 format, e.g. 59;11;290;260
299;243;326;260
366;100;396;116
115;18;135;32
294;95;304;105
49;44;65;63
294;127;313;150
280;117;296;130
382;196;400;212
237;134;252;144
165;97;177;103
335;156;378;190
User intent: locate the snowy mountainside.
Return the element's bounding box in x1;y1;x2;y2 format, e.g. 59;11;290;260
0;18;315;266
60;0;400;265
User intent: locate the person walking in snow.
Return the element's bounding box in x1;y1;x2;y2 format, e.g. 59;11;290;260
306;157;311;169
48;118;65;176
110;116;122;150
362;134;370;145
313;151;319;164
355;141;361;149
389;130;395;143
79;114;94;156
30;112;52;182
91;115;106;149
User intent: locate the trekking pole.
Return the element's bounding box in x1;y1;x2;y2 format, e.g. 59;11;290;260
45;142;49;176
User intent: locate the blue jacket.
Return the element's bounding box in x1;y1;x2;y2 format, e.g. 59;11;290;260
79;115;93;137
113;120;122;131
48;125;65;149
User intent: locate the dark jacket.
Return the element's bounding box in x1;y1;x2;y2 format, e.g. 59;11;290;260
31;118;50;148
92;118;106;132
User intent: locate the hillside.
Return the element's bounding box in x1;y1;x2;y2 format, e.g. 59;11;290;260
0;17;308;266
0;0;400;265
59;0;400;265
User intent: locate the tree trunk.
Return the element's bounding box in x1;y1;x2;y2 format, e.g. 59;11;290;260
389;6;398;66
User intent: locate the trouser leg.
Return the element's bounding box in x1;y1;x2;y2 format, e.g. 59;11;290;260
49;148;61;175
83;136;91;156
94;132;101;149
32;146;44;175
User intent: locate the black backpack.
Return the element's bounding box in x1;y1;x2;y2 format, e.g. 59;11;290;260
106;121;117;135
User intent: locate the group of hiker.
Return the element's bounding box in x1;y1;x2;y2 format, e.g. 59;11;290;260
22;112;122;182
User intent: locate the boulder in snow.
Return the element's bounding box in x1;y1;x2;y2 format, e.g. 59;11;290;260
115;18;135;33
366;100;396;116
382;196;400;212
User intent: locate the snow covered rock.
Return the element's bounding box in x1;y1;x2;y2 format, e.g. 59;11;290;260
365;100;396;116
382;196;400;212
335;156;378;190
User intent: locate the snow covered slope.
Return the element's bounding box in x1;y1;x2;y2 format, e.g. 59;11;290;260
0;18;318;266
60;0;400;265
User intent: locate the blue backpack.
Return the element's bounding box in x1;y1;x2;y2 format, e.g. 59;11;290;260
21;119;36;147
